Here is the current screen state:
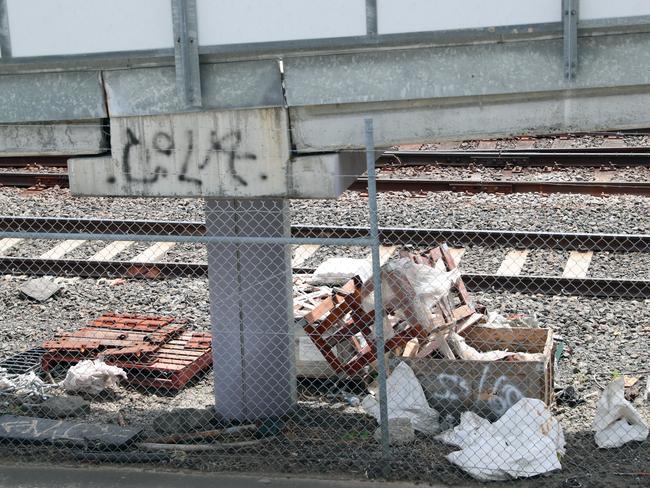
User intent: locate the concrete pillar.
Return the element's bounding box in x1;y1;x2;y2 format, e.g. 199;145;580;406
206;198;296;421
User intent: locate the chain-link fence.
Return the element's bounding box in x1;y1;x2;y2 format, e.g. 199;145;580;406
0;141;647;486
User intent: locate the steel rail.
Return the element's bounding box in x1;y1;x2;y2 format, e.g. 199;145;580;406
0;157;69;168
0;172;69;188
0;217;648;297
0;217;647;252
0;256;645;298
381;148;650;167
351;178;650;197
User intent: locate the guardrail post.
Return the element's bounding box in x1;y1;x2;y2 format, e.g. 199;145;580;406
563;0;579;81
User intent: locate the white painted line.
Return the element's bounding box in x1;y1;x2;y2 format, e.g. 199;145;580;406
130;242;176;263
291;244;321;267
39;240;86;259
562;251;593;279
89;241;135;261
0;238;22;255
366;245;398;265
496;249;529;276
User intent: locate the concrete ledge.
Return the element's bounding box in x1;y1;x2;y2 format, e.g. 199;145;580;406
0;121;107;156
69;151;365;199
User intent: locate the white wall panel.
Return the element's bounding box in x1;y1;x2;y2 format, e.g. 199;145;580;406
581;0;650;21
377;0;561;35
7;0;173;57
197;0;365;46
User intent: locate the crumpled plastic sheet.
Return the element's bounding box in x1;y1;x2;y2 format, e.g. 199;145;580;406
60;359;127;394
360;257;459;328
436;398;565;480
0;368;52;402
593;377;649;448
362;361;439;435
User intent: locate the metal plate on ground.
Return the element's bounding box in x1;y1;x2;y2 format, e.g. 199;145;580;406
0;415;142;447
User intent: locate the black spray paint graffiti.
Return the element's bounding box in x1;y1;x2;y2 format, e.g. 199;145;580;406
107;128;259;187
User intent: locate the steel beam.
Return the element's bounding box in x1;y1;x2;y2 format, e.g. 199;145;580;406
0;0;11;58
563;0;579;80
171;0;201;108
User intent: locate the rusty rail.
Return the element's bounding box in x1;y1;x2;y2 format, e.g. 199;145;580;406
350;178;650;197
0;217;648;252
380;148;650;167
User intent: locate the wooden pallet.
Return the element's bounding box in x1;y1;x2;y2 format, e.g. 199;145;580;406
41;313;211;390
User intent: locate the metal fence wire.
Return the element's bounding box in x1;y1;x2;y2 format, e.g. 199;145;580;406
0;122;647;486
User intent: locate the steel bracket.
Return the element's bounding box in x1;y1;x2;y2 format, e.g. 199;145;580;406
171;0;202;108
563;0;579;81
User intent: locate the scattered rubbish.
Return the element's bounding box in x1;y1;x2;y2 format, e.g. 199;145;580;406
61;360;127;394
404;326;554;421
593;377;649;448
555;386;583;407
301;245;478;375
362;361;439;434
0;414;142;447
31;395;90;419
41;313;212;390
374;417;414;445
437;398;565;480
309;258;372;286
301;276;427;375
19;277;62;302
0;368;52;402
152;407;221;436
623;375;640;388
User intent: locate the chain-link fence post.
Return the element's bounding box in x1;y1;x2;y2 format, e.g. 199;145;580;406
365;118;390;460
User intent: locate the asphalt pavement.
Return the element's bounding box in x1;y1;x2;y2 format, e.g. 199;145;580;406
0;464;441;488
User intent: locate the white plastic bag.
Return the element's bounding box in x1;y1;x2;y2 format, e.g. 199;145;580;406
593;377;649;448
362;361;439;434
437;398;565;480
61;359;127;394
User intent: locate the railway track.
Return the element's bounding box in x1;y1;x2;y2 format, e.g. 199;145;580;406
5;172;650;197
0;216;648;298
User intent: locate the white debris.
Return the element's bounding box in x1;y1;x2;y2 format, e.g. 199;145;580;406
61;360;127;394
480;311;511;329
646;375;650;402
593;377;649;448
362;361;439;435
437;398;565;481
0;368;52;401
308;258;372;286
447;333;512;361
